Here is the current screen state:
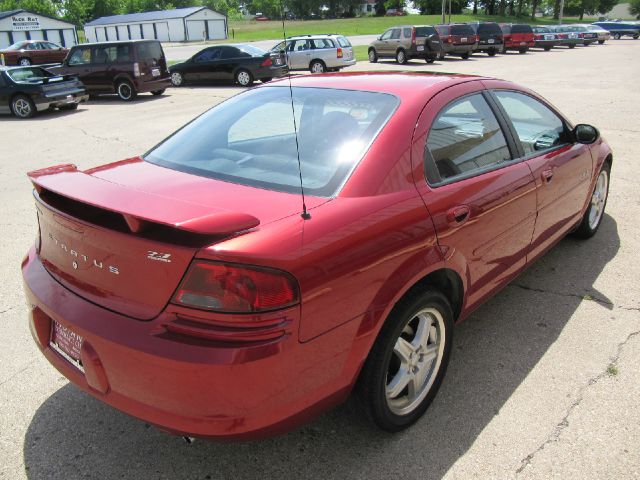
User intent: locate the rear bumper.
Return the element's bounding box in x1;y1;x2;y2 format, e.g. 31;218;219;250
406;46;439;59
534;40;561;48
133;76;172;93
474;42;503;51
504;41;535;49
22;247;361;440
34;91;89;111
442;44;475;55
253;64;289;79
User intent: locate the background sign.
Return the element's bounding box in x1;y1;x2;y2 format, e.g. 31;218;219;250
12;15;40;31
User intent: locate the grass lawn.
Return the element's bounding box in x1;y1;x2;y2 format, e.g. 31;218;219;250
227;14;596;42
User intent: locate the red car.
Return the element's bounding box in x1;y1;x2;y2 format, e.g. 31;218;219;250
0;40;69;66
22;73;612;440
499;23;535;53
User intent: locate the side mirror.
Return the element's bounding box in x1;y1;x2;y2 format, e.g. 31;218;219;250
574;124;599;144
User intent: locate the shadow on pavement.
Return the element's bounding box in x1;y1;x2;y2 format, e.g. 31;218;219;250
23;215;619;480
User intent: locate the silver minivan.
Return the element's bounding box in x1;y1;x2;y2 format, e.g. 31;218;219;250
271;34;356;73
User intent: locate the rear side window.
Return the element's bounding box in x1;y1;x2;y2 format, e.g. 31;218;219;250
403;28;413;38
511;24;533;34
94;45;131;63
436;25;449;35
311;38;334;49
451;25;475;36
493;91;569;155
415;26;436;36
145;87;399;197
501;24;512;34
390;29;401;39
425;94;511;185
336;36;351;47
136;41;163;60
194;48;221;62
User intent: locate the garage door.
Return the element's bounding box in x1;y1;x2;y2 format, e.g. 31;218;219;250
142;23;155;39
30;30;45;40
62;29;76;46
207;20;225;40
117;25;129;40
106;26;117;41
130;24;142;40
12;31;28;43
46;30;62;45
186;20;206;41
155;22;170;41
0;32;10;49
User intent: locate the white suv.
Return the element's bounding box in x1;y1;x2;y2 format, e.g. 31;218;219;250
271;34;356;73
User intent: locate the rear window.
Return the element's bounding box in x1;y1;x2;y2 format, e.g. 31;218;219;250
336;36;351;47
436;25;449;35
136;41;164;60
451;25;475;36
145;87;399;197
415;26;436;36
501;24;511;34
477;23;502;35
511;24;533;34
238;44;267;56
6;67;53;82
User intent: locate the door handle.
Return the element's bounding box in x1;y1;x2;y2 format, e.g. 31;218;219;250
446;205;470;226
542;168;554;183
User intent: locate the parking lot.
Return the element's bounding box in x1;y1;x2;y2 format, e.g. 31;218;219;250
1;40;639;479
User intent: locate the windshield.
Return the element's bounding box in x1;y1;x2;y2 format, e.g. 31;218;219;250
145;87;399;197
415;26;436;36
5;41;28;50
7;67;54;82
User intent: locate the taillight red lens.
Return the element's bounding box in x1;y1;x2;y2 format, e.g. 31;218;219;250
336;47;343;58
261;57;273;67
412;29;416;46
475;34;480;42
172;261;299;313
535;34;542;40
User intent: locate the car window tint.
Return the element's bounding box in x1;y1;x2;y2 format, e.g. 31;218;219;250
68;47;91;65
272;41;285;51
403;28;413;38
425;94;511;184
221;47;244;59
146;87;398;197
451;25;475;36
195;48;220;62
390;29;401;39
415;26;436;36
292;39;310;51
137;41;163;60
6;67;50;82
494;91;569;155
311;38;334;49
380;30;393;40
511;24;533;34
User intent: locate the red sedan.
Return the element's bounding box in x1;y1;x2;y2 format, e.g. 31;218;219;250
22;73;612;440
1;40;68;66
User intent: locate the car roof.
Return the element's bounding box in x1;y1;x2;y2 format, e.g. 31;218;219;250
266;72;488;102
287;33;343;39
71;39;160;47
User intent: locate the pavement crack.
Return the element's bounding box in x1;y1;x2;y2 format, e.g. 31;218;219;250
0;360;35;388
510;283;639;311
0;306;18;315
515;329;640;474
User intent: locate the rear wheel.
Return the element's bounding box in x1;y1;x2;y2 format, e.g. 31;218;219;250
368;48;378;63
583;42;590;46
460;52;470;59
151;89;165;96
487;47;497;56
544;46;552;51
519;48;528;54
309;60;326;73
18;57;31;66
261;77;272;83
598;39;605;44
396;49;407;64
357;290;453;432
235;69;253;86
170;72;184;87
10;95;35;118
116;80;137;101
573;162;610;239
613;33;621;40
569;43;576;49
634;34;639;39
425;56;435;64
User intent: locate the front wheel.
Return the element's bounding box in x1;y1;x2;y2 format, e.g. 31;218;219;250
357;290;453;432
569;43;576;49
116;81;137;101
487;48;497;56
573;163;611;239
425;56;435;64
519;48;528;54
170;72;184;87
151;89;165;96
368;48;378;63
309;60;326;73
460;52;470;60
235;69;253;86
598;39;605;44
613;33;621;40
11;95;35;118
18;57;31;66
396;49;407;64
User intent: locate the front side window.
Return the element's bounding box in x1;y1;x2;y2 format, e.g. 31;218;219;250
425;94;511;184
291;39;310;51
68;47;91;65
390;29;401;39
493;90;569;155
145;87;398;197
380;30;393;40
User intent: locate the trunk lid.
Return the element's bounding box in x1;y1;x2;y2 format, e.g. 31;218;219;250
30;158;323;320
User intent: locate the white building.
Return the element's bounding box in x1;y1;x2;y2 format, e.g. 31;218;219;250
0;9;78;49
84;7;227;43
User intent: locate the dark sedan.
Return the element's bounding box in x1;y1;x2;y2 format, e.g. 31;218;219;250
0;40;69;66
0;66;87;118
169;44;288;87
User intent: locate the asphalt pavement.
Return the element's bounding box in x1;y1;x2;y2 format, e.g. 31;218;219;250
0;40;639;480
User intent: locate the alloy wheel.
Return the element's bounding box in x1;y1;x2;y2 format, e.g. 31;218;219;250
588;169;608;230
118;82;133;100
13;97;33;118
171;72;183;86
237;70;251;86
19;58;31;66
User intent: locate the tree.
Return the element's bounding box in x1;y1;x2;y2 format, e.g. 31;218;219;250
0;0;58;16
631;0;640;17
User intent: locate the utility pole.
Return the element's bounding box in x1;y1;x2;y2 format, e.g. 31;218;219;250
559;0;565;24
448;0;452;23
441;0;446;24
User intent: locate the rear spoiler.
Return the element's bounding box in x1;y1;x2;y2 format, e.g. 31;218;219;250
28;164;260;236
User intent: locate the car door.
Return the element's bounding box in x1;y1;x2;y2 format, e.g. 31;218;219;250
62;46;98;89
287;39;311;69
488;87;594;262
412;82;537;310
0;73;10;114
189;47;222;82
376;29;394;56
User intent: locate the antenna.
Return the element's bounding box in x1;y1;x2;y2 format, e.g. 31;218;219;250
281;18;311;220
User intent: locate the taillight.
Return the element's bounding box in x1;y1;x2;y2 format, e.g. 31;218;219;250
412;29;416;46
444;36;451;44
172;261;299;313
337;47;343;58
475;34;480;42
133;62;140;77
261;57;273;67
535;34;543;40
578;33;584;38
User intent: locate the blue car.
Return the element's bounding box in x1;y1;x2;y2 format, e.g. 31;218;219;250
592;21;640;40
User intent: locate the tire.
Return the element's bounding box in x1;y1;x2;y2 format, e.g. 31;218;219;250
487;48;497;56
425;56;435;64
235;69;253;86
116;80;137;101
261;77;272;83
598;39;605;44
18;57;31;66
460;52;470;60
634;34;639;40
309;60;326;73
151;89;165;96
569;43;576;49
573;162;611;239
544;46;552;51
583;42;590;47
368;48;378;63
518;48;528;54
170;72;184;87
10;95;36;118
58;103;78;110
613;33;621;40
438;52;446;61
357;289;453;432
396;49;407;64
